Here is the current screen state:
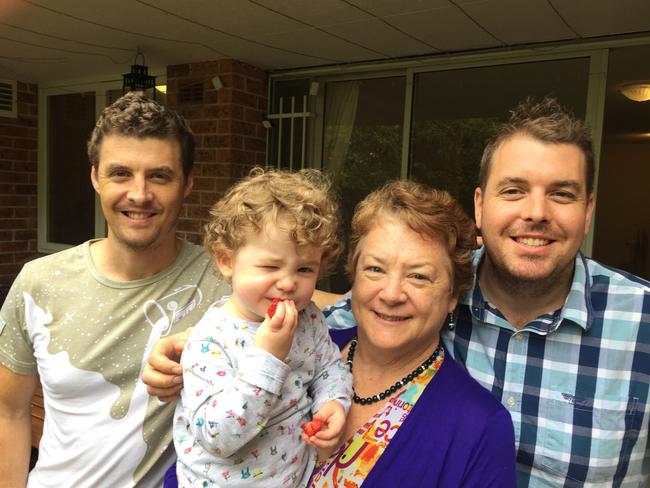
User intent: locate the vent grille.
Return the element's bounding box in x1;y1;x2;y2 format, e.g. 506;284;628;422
0;79;17;118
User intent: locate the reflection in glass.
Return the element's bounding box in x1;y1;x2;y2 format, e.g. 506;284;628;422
322;77;405;291
47;93;96;245
410;58;589;215
593;44;650;279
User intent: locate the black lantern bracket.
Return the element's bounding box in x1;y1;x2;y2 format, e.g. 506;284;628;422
122;51;156;97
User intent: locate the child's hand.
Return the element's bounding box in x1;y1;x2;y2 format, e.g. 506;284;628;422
301;400;346;461
254;299;298;360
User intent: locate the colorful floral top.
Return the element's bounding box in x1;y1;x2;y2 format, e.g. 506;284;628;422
309;349;444;487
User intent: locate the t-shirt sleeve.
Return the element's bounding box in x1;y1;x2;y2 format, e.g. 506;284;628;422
322;292;357;331
0;268;38;375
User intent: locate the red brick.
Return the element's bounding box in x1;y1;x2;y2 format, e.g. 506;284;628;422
15;184;36;195
167;63;191;78
245;78;267;96
192;177;216;191
245;108;262;123
230;121;257;137
0;195;30;206
0;241;26;252
14;229;36;240
244;137;266;152
0;171;29;183
220;74;245;91
188;60;221;76
195;149;217;162
201;162;230;177
190;120;218;134
233;61;266;80
14;207;36;218
185;191;201;205
187;205;210;219
17;90;37;104
0;263;23;276
17;82;37;93
2;218;28;230
13;251;36;264
178;106;205;120
218;59;236;73
0;148;28;161
0;125;29;138
177;219;202;233
12;138;36;150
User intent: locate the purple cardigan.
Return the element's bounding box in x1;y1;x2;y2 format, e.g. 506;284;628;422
165;328;516;487
328;327;516;487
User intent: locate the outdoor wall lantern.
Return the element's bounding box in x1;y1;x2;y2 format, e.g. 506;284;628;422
620;83;650;102
123;51;157;98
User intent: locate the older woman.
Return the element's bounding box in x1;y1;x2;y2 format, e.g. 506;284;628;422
144;180;516;487
308;180;515;487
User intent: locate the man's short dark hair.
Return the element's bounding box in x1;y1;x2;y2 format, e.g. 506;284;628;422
87;91;195;178
479;97;594;194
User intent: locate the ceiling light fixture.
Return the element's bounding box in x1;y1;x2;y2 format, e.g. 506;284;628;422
620;83;650;102
123;51;157;98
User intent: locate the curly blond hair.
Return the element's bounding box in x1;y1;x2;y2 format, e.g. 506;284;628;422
204;167;343;275
346;180;477;298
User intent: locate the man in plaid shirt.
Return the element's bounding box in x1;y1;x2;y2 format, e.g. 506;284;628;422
323;98;649;487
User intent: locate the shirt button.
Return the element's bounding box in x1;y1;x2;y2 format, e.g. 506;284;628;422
514;334;524;341
506;396;516;407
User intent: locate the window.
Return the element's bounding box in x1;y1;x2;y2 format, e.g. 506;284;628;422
270;49;607;291
410;58;589;215
321;76;406;291
46;92;96;246
593;44;650;280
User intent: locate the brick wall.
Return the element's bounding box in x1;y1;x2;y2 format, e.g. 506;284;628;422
0;82;38;290
166;59;268;244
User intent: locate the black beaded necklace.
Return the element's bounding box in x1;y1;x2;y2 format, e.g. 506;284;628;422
346;337;442;405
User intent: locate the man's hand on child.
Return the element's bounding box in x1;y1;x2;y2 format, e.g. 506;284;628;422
301;400;346;461
255;299;298;360
141;328;191;401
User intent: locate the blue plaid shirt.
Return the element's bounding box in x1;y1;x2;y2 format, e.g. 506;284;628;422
323;248;650;487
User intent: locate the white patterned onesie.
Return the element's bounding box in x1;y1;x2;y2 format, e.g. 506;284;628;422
173;299;352;487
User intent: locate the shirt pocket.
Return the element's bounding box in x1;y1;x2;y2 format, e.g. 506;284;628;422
537;395;644;485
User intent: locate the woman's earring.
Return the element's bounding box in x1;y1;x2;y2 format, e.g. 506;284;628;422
447;313;456;330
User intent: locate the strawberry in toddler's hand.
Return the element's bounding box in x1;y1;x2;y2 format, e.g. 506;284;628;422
267;298;284;318
301;417;323;437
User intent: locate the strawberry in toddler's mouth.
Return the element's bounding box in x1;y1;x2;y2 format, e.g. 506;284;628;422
267;298;285;318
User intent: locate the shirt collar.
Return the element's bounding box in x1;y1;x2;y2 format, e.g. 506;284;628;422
460;247;593;332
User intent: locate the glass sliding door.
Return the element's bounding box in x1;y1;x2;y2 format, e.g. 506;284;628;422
321;76;405;291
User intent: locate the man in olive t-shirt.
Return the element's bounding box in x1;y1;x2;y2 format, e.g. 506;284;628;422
0;93;229;487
